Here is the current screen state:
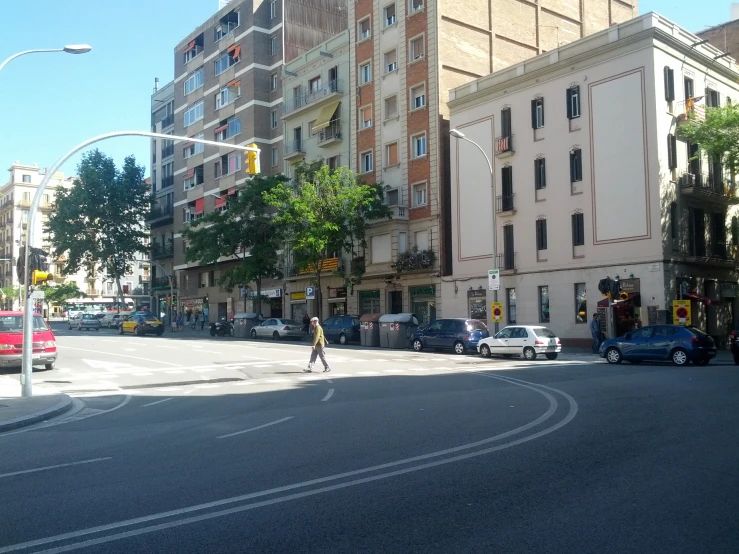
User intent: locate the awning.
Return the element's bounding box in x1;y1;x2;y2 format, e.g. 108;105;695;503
214;124;228;134
194;198;205;215
214;195;226;208
183;141;194;149
184;168;195;178
685;292;712;305
228;187;236;196
312;100;341;131
226;79;241;88
184;40;196;53
228;44;241;59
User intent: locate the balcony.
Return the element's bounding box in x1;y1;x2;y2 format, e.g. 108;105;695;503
161;175;174;190
161;114;175;128
152;242;174;260
284;139;305;161
16;197;31;209
161;145;174;159
283;79;344;116
495;134;514;158
317;120;342;147
391;205;409;220
390;248;436;274
675;99;706;125
86;289;101;297
147;204;174;228
496;252;517;274
151;276;174;290
679;172;739;206
286;257;342;277
684;241;735;264
495;194;515;215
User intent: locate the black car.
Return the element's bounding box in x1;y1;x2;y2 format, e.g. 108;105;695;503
322;315;360;345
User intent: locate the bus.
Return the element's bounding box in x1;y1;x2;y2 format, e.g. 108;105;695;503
63;298;137;317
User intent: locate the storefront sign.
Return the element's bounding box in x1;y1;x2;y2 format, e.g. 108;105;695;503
619;279;640;293
328;287;347;299
291;292;306;301
467;289;486;298
410;285;435;297
359;289;380;300
250;288;282;298
672;300;691;326
721;283;736;298
181;297;204;309
491;302;504;323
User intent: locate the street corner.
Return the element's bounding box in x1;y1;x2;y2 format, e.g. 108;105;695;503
0;392;74;433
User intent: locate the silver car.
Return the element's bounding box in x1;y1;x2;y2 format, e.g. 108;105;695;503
250;318;304;340
73;313;101;331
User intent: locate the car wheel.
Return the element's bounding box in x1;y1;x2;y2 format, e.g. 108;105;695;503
339;333;347;345
119;325;124;335
453;341;466;355
412;339;423;352
545;353;558;360
480;344;491;358
250;329;257;339
605;347;622;364
45;362;55;371
523;346;537;361
671;348;688;366
694;358;709;366
272;331;280;341
155;328;164;337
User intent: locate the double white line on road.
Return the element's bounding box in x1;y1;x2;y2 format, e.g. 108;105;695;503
0;457;111;479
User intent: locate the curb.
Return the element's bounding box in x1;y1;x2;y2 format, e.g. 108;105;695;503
0;394;74;433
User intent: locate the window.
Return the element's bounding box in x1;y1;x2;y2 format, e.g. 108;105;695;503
385;49;397;73
215;117;241;141
409;35;424;61
664;67;675;102
360;105;373;128
671;202;679;240
214;46;241;75
215;10;240;40
538;286;550;323
384;4;396;26
184;34;204;63
667;133;677;170
184;67;204;95
567;86;580;119
359;62;372;84
183;166;204;190
361;151;373;173
271;36;278;56
270;0;277;19
411;133;427;157
309;76;322;92
183;133;205;158
183;100;204;127
384;95;398;119
358;18;371;40
271;73;278;90
398;231;408;253
575;283;586;323
271;147;279;167
386;188;399;206
732;216;738;247
706;88;720;108
412;182;427;207
216;82;241;109
506;288;517;324
410;0;423;12
501;107;512;137
415;229;429;250
534;158;546;190
684;76;694;100
571;213;584;246
327;155;340;170
531;97;544;129
500;166;513;210
271;110;278;129
570;148;582;182
411;84;425;109
215;153;241;178
22;175;31;183
385;142;398;166
535;219;547;251
371;234;392;263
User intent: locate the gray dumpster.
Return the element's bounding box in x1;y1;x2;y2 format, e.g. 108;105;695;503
233;312;263;338
360;314;382;347
379;313;420;349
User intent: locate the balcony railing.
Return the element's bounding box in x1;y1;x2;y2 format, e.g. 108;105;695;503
284;139;305;157
679;172;739;204
151;276;174;290
497;252;517;272
161;114;174;128
495;134;514;155
161;175;174;189
318;120;342;144
391;248;436;274
147;204;174;226
685;241;734;261
161;145;174;159
152;242;174;260
675;99;706;123
283;79;343;114
391;205;409;220
496;194;515;213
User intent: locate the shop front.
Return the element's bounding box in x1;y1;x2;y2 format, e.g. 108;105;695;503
410;285;436;325
597;278;642;337
249;288;283;318
290;291;307;322
182;297;206;323
358;289;380;315
467;289;487;321
327;287;347;316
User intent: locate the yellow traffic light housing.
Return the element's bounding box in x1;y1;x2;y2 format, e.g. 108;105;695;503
32;270;53;286
245;143;260;175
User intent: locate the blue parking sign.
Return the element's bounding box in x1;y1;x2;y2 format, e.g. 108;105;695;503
306;286;316;300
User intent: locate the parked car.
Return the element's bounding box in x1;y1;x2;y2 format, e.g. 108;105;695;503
730;329;739;365
72;313;101;331
0;311;57;371
119;311;164;336
250;318;304;340
600;324;716;366
101;312;130;329
411;318;489;354
477;325;562;360
322;315;360;345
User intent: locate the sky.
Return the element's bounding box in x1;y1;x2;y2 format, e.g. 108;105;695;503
0;0;731;180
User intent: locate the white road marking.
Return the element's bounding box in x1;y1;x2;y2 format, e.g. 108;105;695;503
122;348;137;352
326;373;350;378
216;416;294;439
192;368;216;373
194;384;220;389
357;371;379;376
321;388;335;402
132;372;153;377
183;389;196;395
409;368;430;371
0;457;111;479
252;364;272;368
264;378;289;383
327;379;333;384
64;348;179;366
164;370;186;374
232;381;254;386
141;398;174;407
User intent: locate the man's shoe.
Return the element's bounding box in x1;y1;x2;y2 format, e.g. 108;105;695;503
323;367;331;373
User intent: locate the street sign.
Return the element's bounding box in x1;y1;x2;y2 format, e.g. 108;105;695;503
30;290;45;300
488;269;500;291
306;286;316;300
491;302;504;323
672;299;691;326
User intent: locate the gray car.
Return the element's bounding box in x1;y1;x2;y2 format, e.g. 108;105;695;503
250;318;304;340
73;313;101;331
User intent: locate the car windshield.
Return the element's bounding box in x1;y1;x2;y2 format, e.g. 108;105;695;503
533;327;557;338
352;318;360;326
466;320;488;331
281;319;299;325
0;315;49;332
82;314;97;320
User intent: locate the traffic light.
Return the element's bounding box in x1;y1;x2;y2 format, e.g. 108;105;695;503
32;270;53;286
245;143;260;175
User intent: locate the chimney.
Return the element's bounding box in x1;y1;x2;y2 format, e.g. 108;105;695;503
154;77;159;93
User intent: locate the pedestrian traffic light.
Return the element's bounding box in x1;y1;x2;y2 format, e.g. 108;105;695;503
245;143;260;175
32;270;53;286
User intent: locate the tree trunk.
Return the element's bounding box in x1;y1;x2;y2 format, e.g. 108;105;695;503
315;261;323;321
115;276;124;313
255;277;262;315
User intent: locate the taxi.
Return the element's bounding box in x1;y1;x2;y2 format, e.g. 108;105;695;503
0;311;57;370
119;311;164;336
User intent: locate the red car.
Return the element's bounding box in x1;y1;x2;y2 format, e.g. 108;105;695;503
0;311;57;371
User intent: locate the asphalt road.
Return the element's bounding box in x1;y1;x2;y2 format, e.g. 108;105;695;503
0;325;737;553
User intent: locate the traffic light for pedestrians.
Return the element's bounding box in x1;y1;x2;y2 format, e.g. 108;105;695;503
245;143;260;175
32;270;53;286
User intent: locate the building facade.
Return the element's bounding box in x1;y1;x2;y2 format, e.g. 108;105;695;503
697;7;739;62
446;13;739;344
169;0;347;322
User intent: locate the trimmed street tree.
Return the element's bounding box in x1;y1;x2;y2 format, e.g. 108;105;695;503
46;150;149;307
38;282;85;319
181;174;286;315
264;161;391;320
680;102;739;185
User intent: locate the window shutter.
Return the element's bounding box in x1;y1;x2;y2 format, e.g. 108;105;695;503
668;134;677;170
540;99;544;127
570;152;575;182
571;214;576;246
541;158;546;188
566;88;573;119
664;66;674;102
531;99;537;129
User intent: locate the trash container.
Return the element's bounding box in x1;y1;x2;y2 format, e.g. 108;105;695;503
379;313;420;349
360;314;382;347
233;312;263;339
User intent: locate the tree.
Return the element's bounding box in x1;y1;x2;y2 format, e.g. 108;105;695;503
39;282;85;306
181;174;286;314
680;102;739;184
46;150;149;306
264;161;391;319
0;286;20;310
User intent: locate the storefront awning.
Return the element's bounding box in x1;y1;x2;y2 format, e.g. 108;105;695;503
597;292;640;308
312;100;341;131
685;292;712;305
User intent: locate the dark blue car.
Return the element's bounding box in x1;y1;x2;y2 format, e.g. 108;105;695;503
322;315;360;345
411;318;489;354
599;324;716;366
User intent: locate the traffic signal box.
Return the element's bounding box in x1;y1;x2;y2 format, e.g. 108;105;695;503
32;270;53;286
245;143;260;175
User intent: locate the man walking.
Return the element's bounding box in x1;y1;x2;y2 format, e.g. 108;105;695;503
304;316;330;373
590;313;601;353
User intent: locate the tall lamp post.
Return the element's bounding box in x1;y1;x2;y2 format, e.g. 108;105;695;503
0;45;92;73
149;260;175;325
449;128;499;333
20;131;260;396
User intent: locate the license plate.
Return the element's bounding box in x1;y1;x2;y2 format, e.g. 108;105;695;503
547;346;556;351
32;354;42;359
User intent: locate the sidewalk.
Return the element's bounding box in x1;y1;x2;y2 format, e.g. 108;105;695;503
0;376;73;432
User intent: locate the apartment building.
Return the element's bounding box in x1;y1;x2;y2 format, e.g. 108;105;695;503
170;0;347;321
446;13;739;344
697;6;739;62
341;0;634;324
281;30;352;320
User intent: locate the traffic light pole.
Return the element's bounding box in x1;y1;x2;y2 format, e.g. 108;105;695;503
21;131;259;396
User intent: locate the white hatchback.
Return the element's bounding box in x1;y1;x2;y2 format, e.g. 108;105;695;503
477;325;562;360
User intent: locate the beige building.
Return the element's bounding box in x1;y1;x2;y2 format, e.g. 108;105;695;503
446;13;739;345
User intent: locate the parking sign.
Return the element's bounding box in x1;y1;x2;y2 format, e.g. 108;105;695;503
306;286;316;300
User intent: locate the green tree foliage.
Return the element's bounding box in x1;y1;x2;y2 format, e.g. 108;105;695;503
39;281;85;306
680;103;739;182
264;161;391;319
46;150;149;304
181;174;286;314
0;286;20;309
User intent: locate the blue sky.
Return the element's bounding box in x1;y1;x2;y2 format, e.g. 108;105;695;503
0;0;730;179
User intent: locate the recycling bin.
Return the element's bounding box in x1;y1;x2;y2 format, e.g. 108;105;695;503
360;314;382;347
379;313;420;349
233;312;263;338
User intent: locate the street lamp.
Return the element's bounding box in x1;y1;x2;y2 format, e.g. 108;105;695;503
449;128;499;333
20;131;260;397
0;45;92;73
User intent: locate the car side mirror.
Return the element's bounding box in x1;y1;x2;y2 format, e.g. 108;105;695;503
624;332;632;340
